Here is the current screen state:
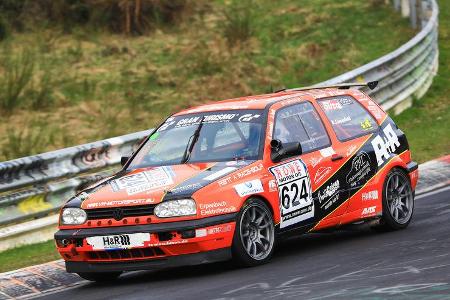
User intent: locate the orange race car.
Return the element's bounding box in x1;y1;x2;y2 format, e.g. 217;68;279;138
55;82;418;281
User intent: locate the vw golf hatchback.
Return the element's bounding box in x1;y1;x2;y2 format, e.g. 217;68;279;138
55;82;418;281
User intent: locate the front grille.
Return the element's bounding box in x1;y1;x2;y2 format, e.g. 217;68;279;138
87;247;165;261
86;205;156;220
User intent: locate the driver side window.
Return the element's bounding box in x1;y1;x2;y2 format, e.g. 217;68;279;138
274;102;330;153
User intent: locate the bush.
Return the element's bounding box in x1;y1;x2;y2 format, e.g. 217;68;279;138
0;0;190;35
223;0;255;48
1;124;54;160
0;15;11;41
0;49;35;113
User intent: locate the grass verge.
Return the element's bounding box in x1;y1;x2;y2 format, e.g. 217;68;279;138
0;240;60;273
0;0;415;160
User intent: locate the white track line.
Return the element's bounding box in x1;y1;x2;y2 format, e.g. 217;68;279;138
416;185;450;200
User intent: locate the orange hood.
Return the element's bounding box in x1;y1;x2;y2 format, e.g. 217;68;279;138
71;161;251;210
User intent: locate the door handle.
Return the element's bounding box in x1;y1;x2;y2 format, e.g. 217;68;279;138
331;154;343;161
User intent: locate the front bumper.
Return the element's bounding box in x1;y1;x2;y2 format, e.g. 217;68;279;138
55;213;237;272
66;248;231;273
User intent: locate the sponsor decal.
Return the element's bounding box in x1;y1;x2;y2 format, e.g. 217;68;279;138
234;179;264;197
203;113;237;123
360;118;373;130
218;163;263;187
148;239;188;247
175;116;201;127
195;224;233;238
269;159;314;228
111;167;174;195
199;201;237;216
317;180;340;210
346;151;372;188
149;132;159;141
314;166;332;184
169;183;202;194
268;179;277;192
338;97;353;106
331;116;351;125
371;124;401;166
321;99;343;111
362;190;378;201
362;206;377;216
85;198;155;209
320;147;335;158
86;233;151;250
238;114;260;122
203;167;237;181
309;156;323;168
346;144;358;157
158;118;176;132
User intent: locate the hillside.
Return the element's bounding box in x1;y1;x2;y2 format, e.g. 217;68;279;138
0;0;416;161
391;0;450;162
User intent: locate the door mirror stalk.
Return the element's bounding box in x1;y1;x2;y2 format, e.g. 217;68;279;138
270;139;302;162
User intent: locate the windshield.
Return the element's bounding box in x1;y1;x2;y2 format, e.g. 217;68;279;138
127;110;264;169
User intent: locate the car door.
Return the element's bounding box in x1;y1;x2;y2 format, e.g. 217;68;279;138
316;95;380;220
269;101;346;232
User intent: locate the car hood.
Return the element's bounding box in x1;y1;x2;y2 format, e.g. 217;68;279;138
66;161;253;210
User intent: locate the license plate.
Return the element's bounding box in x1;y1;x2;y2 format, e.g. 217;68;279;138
86;233;151;250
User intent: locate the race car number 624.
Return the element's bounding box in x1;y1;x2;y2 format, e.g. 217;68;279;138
269;159;314;228
281;179;309;209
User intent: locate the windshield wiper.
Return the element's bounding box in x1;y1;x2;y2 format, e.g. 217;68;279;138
181;121;203;163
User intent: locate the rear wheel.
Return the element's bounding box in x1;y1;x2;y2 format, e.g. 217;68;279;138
377;168;414;230
77;272;122;282
232;198;275;266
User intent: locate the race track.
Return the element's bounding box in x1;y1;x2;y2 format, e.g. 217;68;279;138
37;186;450;300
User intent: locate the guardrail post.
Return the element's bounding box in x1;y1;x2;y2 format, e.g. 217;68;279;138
409;0;417;29
401;0;411;17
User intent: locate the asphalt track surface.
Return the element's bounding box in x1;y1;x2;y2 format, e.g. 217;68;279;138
38;186;450;300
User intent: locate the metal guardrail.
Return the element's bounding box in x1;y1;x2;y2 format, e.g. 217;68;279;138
317;0;438;113
0;130;151;225
0;0;439;226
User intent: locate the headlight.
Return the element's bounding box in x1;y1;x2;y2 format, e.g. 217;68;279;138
61;208;87;225
154;199;196;218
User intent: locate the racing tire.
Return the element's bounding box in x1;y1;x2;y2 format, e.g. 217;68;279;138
232;198;276;267
77;272;122;282
376;168;414;231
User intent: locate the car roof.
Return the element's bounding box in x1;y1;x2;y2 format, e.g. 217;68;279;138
174;88;348;116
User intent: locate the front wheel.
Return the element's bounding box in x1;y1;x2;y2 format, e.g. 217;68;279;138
77;272;122;282
377;168;414;230
232;198;275;266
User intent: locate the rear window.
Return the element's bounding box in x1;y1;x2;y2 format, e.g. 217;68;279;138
318;96;378;141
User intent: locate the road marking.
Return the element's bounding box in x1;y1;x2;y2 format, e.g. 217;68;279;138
416;185;450;200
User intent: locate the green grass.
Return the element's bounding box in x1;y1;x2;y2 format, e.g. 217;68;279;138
0;0;415;161
0;240;60;273
391;0;450;163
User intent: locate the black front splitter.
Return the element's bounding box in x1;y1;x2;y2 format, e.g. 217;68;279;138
65;248;231;273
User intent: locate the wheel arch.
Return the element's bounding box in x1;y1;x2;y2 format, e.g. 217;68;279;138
244;194;275;219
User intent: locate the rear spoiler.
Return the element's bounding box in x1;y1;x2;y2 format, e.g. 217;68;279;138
275;81;378;93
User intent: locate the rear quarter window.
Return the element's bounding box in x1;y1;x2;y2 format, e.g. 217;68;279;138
318;96;378;141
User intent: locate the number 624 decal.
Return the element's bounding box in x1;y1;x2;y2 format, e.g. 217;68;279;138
269;159;314;228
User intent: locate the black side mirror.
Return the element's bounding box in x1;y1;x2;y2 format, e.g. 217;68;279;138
270;139;302;162
120;156;130;167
